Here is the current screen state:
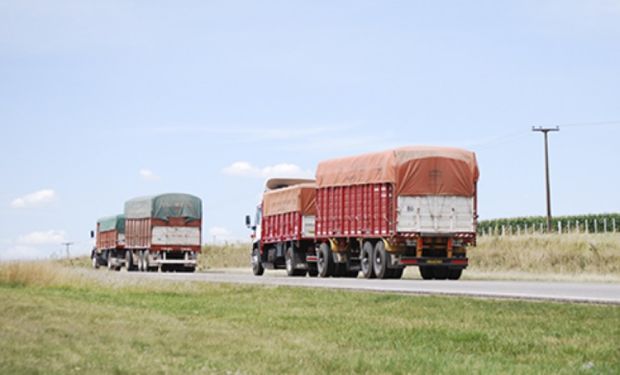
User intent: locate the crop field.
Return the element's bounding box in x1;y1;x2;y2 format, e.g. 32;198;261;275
1;262;619;374
478;213;620;235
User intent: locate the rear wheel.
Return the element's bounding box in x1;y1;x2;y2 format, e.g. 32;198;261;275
419;266;434;280
107;251;114;271
285;247;306;277
251;247;264;276
361;241;375;279
317;243;334;278
434;266;449;280
124;251;133;272
143;251;151;272
373;241;389;279
448;268;463;280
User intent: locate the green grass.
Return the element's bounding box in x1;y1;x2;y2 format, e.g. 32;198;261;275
0;263;619;374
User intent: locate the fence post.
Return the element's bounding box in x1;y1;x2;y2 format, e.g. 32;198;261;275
539;222;544;234
558;221;562;234
567;221;571;233
594;219;598;234
613;218;616;232
517;225;521;236
576;220;580;233
502;225;506;236
604;219;608;233
585;219;589;234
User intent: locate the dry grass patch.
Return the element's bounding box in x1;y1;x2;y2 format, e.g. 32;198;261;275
198;243;249;270
0;261;87;288
471;233;620;279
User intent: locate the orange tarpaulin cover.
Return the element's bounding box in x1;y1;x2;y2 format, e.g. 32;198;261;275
263;183;317;217
316;146;479;197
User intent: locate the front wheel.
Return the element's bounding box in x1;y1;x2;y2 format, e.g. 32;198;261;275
91;253;100;269
251;247;264;276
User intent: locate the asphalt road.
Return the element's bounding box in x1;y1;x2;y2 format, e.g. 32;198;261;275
108;270;620;305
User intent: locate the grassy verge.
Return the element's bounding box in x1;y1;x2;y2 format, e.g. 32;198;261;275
471;233;620;280
1;262;619;374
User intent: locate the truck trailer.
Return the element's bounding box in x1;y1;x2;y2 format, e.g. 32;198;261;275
247;179;318;276
124;193;202;272
91;214;125;270
314;146;479;280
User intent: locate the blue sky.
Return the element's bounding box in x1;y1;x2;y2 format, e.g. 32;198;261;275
1;0;619;260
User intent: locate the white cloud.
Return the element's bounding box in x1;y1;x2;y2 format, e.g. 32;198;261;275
139;168;160;181
17;230;66;246
10;189;56;208
223;161;313;179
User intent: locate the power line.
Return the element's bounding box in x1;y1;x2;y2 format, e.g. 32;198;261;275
553;120;620;128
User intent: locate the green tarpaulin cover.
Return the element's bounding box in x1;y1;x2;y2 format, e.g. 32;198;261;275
97;214;125;233
124;193;202;220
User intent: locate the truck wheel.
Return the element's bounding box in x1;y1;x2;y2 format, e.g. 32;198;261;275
373;241;389;279
92;255;99;269
124;251;132;272
317;243;334;278
419;266;433;280
137;251;144;272
107;252;114;271
434;266;449;280
448;269;462;280
361;241;375;279
286;247;306;277
143;251;150;272
252;248;264;276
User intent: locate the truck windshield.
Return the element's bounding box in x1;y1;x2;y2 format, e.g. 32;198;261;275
255;206;262;226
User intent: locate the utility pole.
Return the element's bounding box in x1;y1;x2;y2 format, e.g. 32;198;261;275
532;126;560;232
61;242;74;259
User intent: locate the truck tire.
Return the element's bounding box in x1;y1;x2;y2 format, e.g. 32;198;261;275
361;241;375;279
252;247;264;276
285;247;306;277
92;254;99;269
419;266;433;280
107;251;114;271
373;241;389;279
434;266;449;280
317;243;334;278
124;251;132;272
137;251;144;272
143;250;150;272
448;269;462;280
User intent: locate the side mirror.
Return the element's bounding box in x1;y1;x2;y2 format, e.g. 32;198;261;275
245;215;251;228
90;230;95;239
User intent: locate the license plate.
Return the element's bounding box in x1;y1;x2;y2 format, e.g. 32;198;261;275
426;259;443;264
